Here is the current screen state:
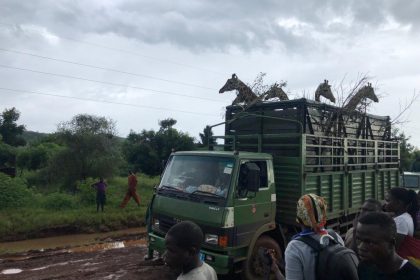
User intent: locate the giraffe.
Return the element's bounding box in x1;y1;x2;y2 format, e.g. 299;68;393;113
324;82;379;137
315;80;336;103
264;82;289;101
343;83;378;111
219;74;258;105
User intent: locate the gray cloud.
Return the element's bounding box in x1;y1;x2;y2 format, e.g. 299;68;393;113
2;0;418;53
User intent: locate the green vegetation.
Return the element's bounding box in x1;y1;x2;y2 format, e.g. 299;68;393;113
0;173;158;241
123;118;195;175
0;108;200;241
1;106;418;242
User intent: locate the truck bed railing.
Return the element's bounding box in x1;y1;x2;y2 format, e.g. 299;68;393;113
209;133;399;172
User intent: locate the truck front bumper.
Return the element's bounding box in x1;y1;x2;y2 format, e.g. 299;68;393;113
148;232;234;275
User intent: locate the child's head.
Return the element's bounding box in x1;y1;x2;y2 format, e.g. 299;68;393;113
164;221;203;272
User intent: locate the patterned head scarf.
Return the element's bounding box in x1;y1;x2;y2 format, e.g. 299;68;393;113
296;194;327;234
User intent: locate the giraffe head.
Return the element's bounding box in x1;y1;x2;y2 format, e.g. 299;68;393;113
315;80;335;103
219;74;240;93
361;83;378;102
264;82;289;100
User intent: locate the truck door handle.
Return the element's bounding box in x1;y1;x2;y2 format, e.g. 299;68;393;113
264;213;269;217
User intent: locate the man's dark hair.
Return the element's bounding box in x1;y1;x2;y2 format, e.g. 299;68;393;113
364;198;382;211
358;212;397;240
167;221;204;250
389;187;419;230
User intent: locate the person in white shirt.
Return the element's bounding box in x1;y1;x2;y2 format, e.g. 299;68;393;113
385;187;419;248
164;221;218;280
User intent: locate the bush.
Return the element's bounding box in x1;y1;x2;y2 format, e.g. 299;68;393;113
77;179;96;206
42;192;76;210
0;174;32;209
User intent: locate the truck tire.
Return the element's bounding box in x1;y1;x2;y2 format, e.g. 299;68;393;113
241;235;283;280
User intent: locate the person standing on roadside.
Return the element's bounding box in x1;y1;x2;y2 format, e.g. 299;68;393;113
120;170;141;208
91;177;107;212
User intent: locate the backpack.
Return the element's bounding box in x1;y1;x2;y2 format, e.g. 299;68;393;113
297;230;359;280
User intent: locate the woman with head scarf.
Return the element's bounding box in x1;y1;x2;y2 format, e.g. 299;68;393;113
283;194;351;280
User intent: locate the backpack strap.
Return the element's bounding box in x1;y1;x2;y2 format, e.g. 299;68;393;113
297;235;323;251
297;235;323;278
326;229;340;244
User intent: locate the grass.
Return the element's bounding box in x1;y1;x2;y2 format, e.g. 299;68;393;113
0;174;159;241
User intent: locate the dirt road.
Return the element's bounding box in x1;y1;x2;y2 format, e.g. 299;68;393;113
0;245;177;280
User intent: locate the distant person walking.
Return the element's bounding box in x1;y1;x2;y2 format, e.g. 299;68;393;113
120;170;141;208
91;177;107;212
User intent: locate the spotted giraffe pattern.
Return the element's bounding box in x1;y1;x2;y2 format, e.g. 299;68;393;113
264;83;289;101
315;80;335;103
219;74;258;105
344;83;378;111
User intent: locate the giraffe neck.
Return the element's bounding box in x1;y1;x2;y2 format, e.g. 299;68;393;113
315;86;322;101
345;89;367;110
237;80;254;97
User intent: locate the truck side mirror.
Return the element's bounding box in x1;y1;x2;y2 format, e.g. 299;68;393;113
239;162;261;193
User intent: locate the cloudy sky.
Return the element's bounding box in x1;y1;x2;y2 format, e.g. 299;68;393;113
1;0;419;146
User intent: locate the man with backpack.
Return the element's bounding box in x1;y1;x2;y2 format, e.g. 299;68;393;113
280;193;359;280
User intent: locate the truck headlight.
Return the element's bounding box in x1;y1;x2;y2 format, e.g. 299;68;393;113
205;234;218;245
205;234;229;247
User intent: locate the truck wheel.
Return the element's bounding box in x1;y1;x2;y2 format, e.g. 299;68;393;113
241;235;283;280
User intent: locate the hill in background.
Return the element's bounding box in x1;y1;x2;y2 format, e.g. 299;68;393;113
22;131;49;144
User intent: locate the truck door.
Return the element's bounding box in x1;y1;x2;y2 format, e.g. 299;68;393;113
233;160;274;246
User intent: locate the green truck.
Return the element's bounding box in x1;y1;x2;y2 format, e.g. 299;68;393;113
147;98;400;279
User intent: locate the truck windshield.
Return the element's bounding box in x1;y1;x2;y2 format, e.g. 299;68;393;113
159;155;234;199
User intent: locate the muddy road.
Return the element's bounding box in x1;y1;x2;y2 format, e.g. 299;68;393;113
0;245;177;280
0;228;178;280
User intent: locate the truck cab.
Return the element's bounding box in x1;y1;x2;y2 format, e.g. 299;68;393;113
148;151;277;276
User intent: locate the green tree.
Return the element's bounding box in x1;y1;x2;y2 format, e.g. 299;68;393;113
48;114;122;190
0;142;16;168
123;129;162;174
392;129;415;171
0;173;32;209
0;107;26;147
123;119;195;175
16;142;62;172
158;118;177;131
199;125;216;147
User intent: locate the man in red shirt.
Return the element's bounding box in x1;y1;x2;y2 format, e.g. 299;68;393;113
120;170;141;208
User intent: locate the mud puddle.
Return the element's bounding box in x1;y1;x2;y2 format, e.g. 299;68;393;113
0;227;146;255
0;228;177;280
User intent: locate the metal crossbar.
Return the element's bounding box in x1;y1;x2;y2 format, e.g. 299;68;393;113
209;133;399;171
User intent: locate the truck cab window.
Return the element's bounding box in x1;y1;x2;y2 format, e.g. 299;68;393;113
237;160;268;196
